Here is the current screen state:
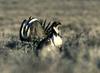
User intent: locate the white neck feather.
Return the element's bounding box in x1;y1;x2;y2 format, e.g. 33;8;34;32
53;27;59;34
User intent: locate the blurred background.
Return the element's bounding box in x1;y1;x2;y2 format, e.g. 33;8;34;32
0;0;100;73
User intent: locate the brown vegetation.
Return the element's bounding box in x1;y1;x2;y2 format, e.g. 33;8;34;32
0;0;100;73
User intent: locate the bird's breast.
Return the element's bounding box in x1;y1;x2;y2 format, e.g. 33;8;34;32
53;35;62;47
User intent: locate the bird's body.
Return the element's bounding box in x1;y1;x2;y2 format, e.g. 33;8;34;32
19;17;63;62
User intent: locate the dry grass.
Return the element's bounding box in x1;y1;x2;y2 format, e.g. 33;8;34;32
0;0;100;73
